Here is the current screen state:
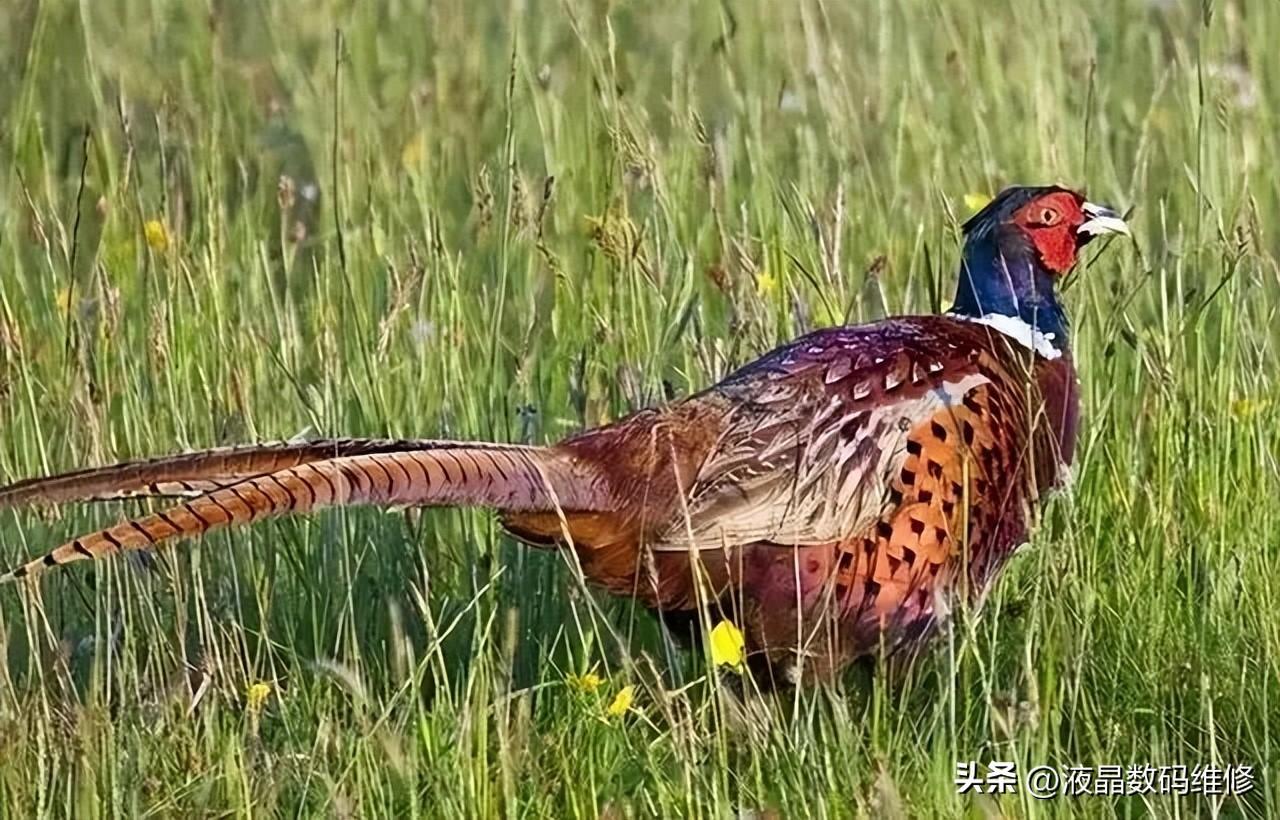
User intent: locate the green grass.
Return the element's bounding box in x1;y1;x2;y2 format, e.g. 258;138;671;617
1;0;1278;815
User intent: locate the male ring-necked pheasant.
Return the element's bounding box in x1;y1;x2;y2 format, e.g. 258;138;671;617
0;186;1127;683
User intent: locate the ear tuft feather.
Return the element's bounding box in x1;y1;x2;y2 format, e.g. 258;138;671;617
962;185;1078;237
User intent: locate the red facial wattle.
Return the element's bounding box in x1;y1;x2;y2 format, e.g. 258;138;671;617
1028;224;1079;274
1010;190;1087;275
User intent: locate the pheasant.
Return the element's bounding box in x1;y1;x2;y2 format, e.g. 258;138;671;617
0;185;1127;683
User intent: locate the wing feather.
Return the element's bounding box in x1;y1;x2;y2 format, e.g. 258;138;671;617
653;337;992;551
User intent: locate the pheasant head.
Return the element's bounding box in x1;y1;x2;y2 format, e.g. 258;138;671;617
950;186;1129;355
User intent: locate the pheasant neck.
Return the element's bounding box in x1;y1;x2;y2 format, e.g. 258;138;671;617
948;235;1070;358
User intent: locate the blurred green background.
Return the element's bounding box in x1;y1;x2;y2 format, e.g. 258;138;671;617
0;0;1277;816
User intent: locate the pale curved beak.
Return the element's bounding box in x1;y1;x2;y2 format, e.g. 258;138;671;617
1079;201;1130;239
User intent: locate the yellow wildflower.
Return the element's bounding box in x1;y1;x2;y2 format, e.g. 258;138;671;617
143;219;170;252
755;269;778;297
401;130;426;170
709;620;746;674
1231;397;1269;421
246;681;272;712
567;670;604;694
606;685;635;718
963;192;992;214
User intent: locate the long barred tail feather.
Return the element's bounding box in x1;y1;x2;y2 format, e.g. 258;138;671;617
1;444;612;584
0;438;456;507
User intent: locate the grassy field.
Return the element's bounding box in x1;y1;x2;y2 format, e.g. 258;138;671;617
1;0;1278;816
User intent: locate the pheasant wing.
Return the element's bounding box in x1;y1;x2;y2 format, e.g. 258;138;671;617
653;324;993;552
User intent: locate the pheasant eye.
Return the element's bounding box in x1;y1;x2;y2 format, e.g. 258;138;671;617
1038;208;1059;226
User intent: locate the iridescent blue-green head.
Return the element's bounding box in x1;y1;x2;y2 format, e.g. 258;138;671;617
951;186;1129;351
